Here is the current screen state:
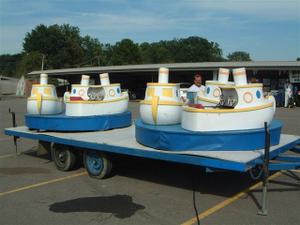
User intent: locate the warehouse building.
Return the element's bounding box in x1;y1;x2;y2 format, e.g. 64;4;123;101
27;61;300;104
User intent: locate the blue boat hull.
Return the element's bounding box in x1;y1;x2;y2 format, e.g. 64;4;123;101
25;111;132;131
135;118;282;151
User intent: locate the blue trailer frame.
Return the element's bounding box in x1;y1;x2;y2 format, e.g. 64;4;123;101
4;126;300;173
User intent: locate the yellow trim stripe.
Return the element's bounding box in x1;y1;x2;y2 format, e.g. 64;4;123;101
147;87;155;97
32;84;55;87
147;82;179;87
102;84;120;87
152;96;159;124
72;84;89;87
65;95;128;104
140;100;183;106
44;87;52;95
220;84;263;89
206;81;233;86
233;71;246;76
219;71;229;75
159;71;168;74
31;88;38;95
28;96;60;102
72;83;120;87
181;171;282;225
162;88;173;97
0;172;87;197
197;96;219;104
36;93;42;113
184;102;273;113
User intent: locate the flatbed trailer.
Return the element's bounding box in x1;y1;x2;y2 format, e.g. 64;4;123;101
5;125;300;173
4;125;300;215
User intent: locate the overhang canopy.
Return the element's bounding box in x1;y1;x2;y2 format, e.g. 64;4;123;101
27;61;300;78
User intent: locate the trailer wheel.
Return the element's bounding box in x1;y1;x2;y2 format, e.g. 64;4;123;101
83;150;112;179
51;144;77;171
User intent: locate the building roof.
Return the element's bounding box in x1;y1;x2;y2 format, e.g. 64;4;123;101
27;61;300;77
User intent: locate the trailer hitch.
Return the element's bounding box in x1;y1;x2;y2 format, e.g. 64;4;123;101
8;108;19;154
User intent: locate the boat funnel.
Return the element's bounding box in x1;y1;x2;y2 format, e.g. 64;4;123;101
218;68;230;83
233;68;247;86
40;73;48;85
80;75;90;86
100;73;110;86
158;67;169;84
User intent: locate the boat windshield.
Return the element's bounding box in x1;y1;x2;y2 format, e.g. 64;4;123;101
218;88;238;108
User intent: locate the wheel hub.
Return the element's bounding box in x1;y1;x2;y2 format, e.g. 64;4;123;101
58;151;66;161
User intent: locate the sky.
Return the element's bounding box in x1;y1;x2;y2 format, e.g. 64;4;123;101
0;0;300;60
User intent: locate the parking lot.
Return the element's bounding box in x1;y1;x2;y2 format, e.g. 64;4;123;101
0;97;299;225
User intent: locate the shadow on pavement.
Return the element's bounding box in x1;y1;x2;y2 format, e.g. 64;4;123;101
49;194;145;219
113;156;257;197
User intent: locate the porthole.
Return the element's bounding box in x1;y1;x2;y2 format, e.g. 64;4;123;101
78;89;85;96
256;90;261;99
206;87;210;94
109;89;116;97
213;88;221;97
243;92;253;103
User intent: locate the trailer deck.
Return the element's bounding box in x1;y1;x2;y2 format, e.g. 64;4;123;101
5;125;300;172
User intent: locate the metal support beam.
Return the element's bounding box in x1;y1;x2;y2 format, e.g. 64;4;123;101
258;122;270;216
8;108;18;154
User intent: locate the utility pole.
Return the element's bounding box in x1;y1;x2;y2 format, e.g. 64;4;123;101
97;55;100;66
41;54;45;71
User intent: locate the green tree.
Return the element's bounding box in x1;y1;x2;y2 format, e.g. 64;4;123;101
227;51;251;61
16;51;43;76
139;37;223;64
23;24;84;69
0;54;22;77
81;35;103;66
139;42;153;63
173;37;223;62
109;39;142;65
1;26;227;76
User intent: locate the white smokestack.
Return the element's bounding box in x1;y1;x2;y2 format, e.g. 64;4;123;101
100;73;110;86
233;68;247;86
40;73;48;85
218;68;230;83
158;67;169;84
80;75;90;86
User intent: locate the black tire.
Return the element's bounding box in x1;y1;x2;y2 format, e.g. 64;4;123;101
83;150;112;179
51;144;77;171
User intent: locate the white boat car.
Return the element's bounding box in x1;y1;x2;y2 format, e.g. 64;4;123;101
182;68;276;131
27;73;63;115
64;73;128;116
140;67;182;125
